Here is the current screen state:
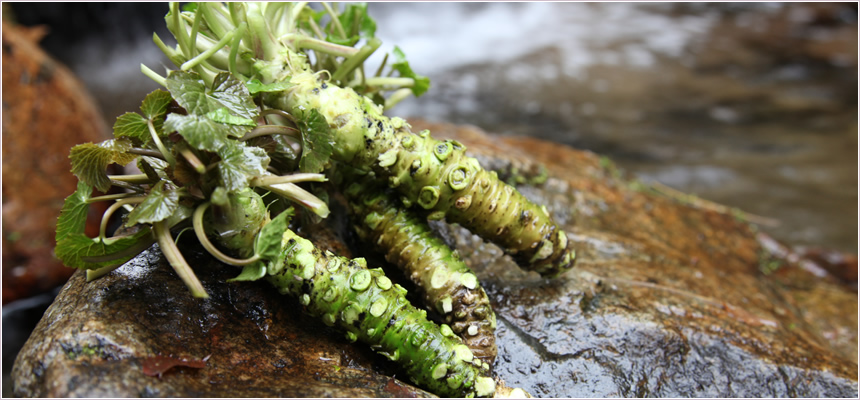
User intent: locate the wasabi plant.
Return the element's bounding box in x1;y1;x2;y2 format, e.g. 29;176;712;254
54;2;576;397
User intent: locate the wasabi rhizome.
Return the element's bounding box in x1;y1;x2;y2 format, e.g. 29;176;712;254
55;3;572;397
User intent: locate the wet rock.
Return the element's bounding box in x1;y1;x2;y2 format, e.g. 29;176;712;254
12;233;432;398
13;122;857;397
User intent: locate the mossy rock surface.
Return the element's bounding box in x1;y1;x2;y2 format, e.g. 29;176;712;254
13;121;858;397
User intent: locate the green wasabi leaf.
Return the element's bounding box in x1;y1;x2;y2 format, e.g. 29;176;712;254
164;113;249;152
245;79;293;95
165;71;258;120
165;71;210;115
254;208;293;260
181;2;198;12
391;46;430;97
69;138;138;192
55;183;155;270
322;3;375;46
55;228;154;270
338;3;376;40
227;261;266;282
113;112;150;142
209;72;259;120
55;181;95;245
229;207;293;283
206;107;256;126
297;109;335;174
113;89;173;143
140;89;173;121
138;156;169;182
217;143;270;192
125;181;180;226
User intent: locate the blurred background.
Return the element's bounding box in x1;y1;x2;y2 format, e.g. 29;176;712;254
2;2;857;395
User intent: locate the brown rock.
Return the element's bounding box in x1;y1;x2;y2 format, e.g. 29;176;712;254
12;121;858;397
1;21;111;304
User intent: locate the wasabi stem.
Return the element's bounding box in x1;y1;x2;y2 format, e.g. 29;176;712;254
181;27;236;72
240;125;301;142
331;38;381;83
285;34;359;58
263;182;330;218
106;174;151;184
140;64;167;87
192;203;261;267
99;197;146;239
128;148;166;159
249;173;326;187
154;220;208;298
147;119;175;166
86;192;138;204
179;149;206;174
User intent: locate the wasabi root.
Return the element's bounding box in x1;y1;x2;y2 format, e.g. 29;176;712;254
340;167;497;364
269;229;497;398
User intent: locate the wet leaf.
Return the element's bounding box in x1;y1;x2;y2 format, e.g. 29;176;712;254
140;89;173;121
164;114;249;153
112;112;150;142
227;261;266;282
113;89;173;144
209;72;259;120
165;71;211;115
245;78;293;95
69;138;138;192
125;181;180;226
165;71;257;120
206;107;256;126
297;109;335;174
217;142;270;192
255;209;293;260
55;181;95;245
55;181;154;269
55;229;153;270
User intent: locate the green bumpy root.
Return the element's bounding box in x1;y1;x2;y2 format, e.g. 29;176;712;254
272;68;576;278
265;230;496;398
378;129;575;278
340;168;498;364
